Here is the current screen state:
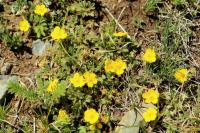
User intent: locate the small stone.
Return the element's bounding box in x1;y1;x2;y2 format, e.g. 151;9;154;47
0;75;17;100
32;39;52;56
1;63;13;75
115;110;142;133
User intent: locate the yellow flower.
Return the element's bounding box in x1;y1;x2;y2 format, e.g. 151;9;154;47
174;68;188;83
104;59;127;75
19;19;30;32
57;109;70;122
142;89;159;104
101;115;109;124
51;26;68;40
89;124;96;131
104;59;115;73
83;72;98;88
143;108;157;122
114;58;127;75
34;4;48;16
113;32;128;37
70;73;85;88
47;79;58;93
84;108;99;124
143;48;156;63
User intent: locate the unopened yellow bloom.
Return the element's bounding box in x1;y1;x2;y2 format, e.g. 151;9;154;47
83;72;98;88
104;59;115;73
57;109;70;122
51;26;67;40
19;19;30;32
143;108;157;122
89;124;96;131
101;88;108;95
114;58;127;75
142;89;159;104
113;32;128;37
174;68;188;83
97;123;103;129
143;48;156;63
47;79;58;93
101;115;109;124
84;108;99;124
34;4;48;16
70;73;85;87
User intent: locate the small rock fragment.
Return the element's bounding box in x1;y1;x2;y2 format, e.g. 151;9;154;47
1;63;13;75
0;75;17;101
32;39;51;56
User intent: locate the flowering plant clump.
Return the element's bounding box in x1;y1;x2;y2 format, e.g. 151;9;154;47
174;68;188;83
18;19;30;32
143;48;156;63
51;26;68;40
104;58;127;75
142;89;160;104
47;79;59;93
69;73;85;88
143;108;157;122
84;108;99;124
2;0;198;132
34;4;48;16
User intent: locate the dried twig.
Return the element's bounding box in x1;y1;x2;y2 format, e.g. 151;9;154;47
105;7;131;39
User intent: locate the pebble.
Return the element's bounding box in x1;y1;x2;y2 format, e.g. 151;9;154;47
0;75;17;101
32;39;52;56
1;63;13;75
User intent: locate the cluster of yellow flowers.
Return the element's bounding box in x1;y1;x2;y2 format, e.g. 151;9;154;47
19;4;48;32
104;58;127;75
142;89;159;122
70;72;98;88
18;4;67;40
